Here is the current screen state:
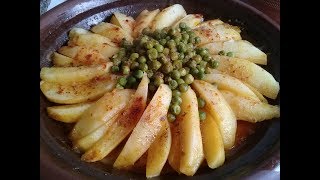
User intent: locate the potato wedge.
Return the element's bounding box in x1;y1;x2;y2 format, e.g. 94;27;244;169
200;110;225;169
168;118;181;173
68;33;119;59
204;73;260;101
81;75;149;162
212;55;280;99
52;52;74;67
40;63;112;84
220;90;280;122
58;46;108;66
179;88;204;176
73;116;117;152
196;19;224;29
146;120;171;178
192;80;237;149
172;14;204;29
110;12;135;36
151;4;187;30
40;74;118;104
70;89;135;141
133;9;160;38
242;82;268;103
69;27;91;39
114;84;172;169
194;23;241;45
91;22;133;45
202;40;267;65
47;102;94;123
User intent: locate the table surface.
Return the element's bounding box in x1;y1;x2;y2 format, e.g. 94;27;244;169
41;0;280;176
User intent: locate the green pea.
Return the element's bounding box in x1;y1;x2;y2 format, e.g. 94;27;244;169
167;113;176;122
154;72;164;79
172;96;182;105
148;48;158;59
146;70;154;78
127;76;137;85
154;29;162;39
197;98;206;108
116;83;124;89
182;33;189;41
154;44;164;52
184;67;190;74
178;53;185;60
154;77;164;87
186;43;193;51
188;37;195;44
198;72;205;80
195;36;201;44
151;60;162;71
113;58;122;66
164;76;173;83
140;35;149;44
187;51;195;58
173;60;183;69
170;104;181;115
131;61;140;70
203;55;212;62
174;37;182;44
179;22;187;29
133;70;144;79
177;78;185;85
205;67;212;74
199;49;208;57
170;46;178;52
179;68;187;77
163;48;170;55
158;53;169;64
121;39;132;49
159;39;167;46
111;66;120;73
169;80;178;90
138;56;147;64
209;60;219;69
199;111;206;121
179;83;189;92
122;66;130;75
226;51;234;57
184;74;194;84
171;70;181;80
166;36;171;40
139;63;148;71
197;65;205;74
191;67;199;75
188;60;197;68
218;50;225;55
145;41;154;49
118;77;127;86
178;43;187;53
130;53;139;60
169;28;177;36
167;39;176;49
188;31;196;38
194;55;202;63
199;61;208;68
118;48;126;57
185;26;191;32
162;63;173;74
170;52;179;61
172;90;181;97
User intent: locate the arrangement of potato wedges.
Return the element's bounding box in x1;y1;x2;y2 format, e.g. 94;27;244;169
40;3;279;178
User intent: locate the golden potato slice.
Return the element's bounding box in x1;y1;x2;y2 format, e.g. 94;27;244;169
91;22;133;44
192;80;237;149
172;14;204;29
151;4;187;30
196;19;224;29
168;118;181;173
114;84;172;169
194;23;241;45
68;33;119;59
202;40;267;65
200;110;225;169
179;88;204;176
212;55;280;99
70;89;135;141
69;27;91;39
73;116;117;152
52;52;74;67
204;73;260;101
220;90;280;122
40;63;112;84
242;82;268;103
58;46;108;66
81;75;149;162
40;74;118;104
47;102;94;123
146;120;171;178
133;9;160;38
110;12;135;36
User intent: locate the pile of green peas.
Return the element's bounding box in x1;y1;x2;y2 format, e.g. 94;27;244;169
110;22;220;122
